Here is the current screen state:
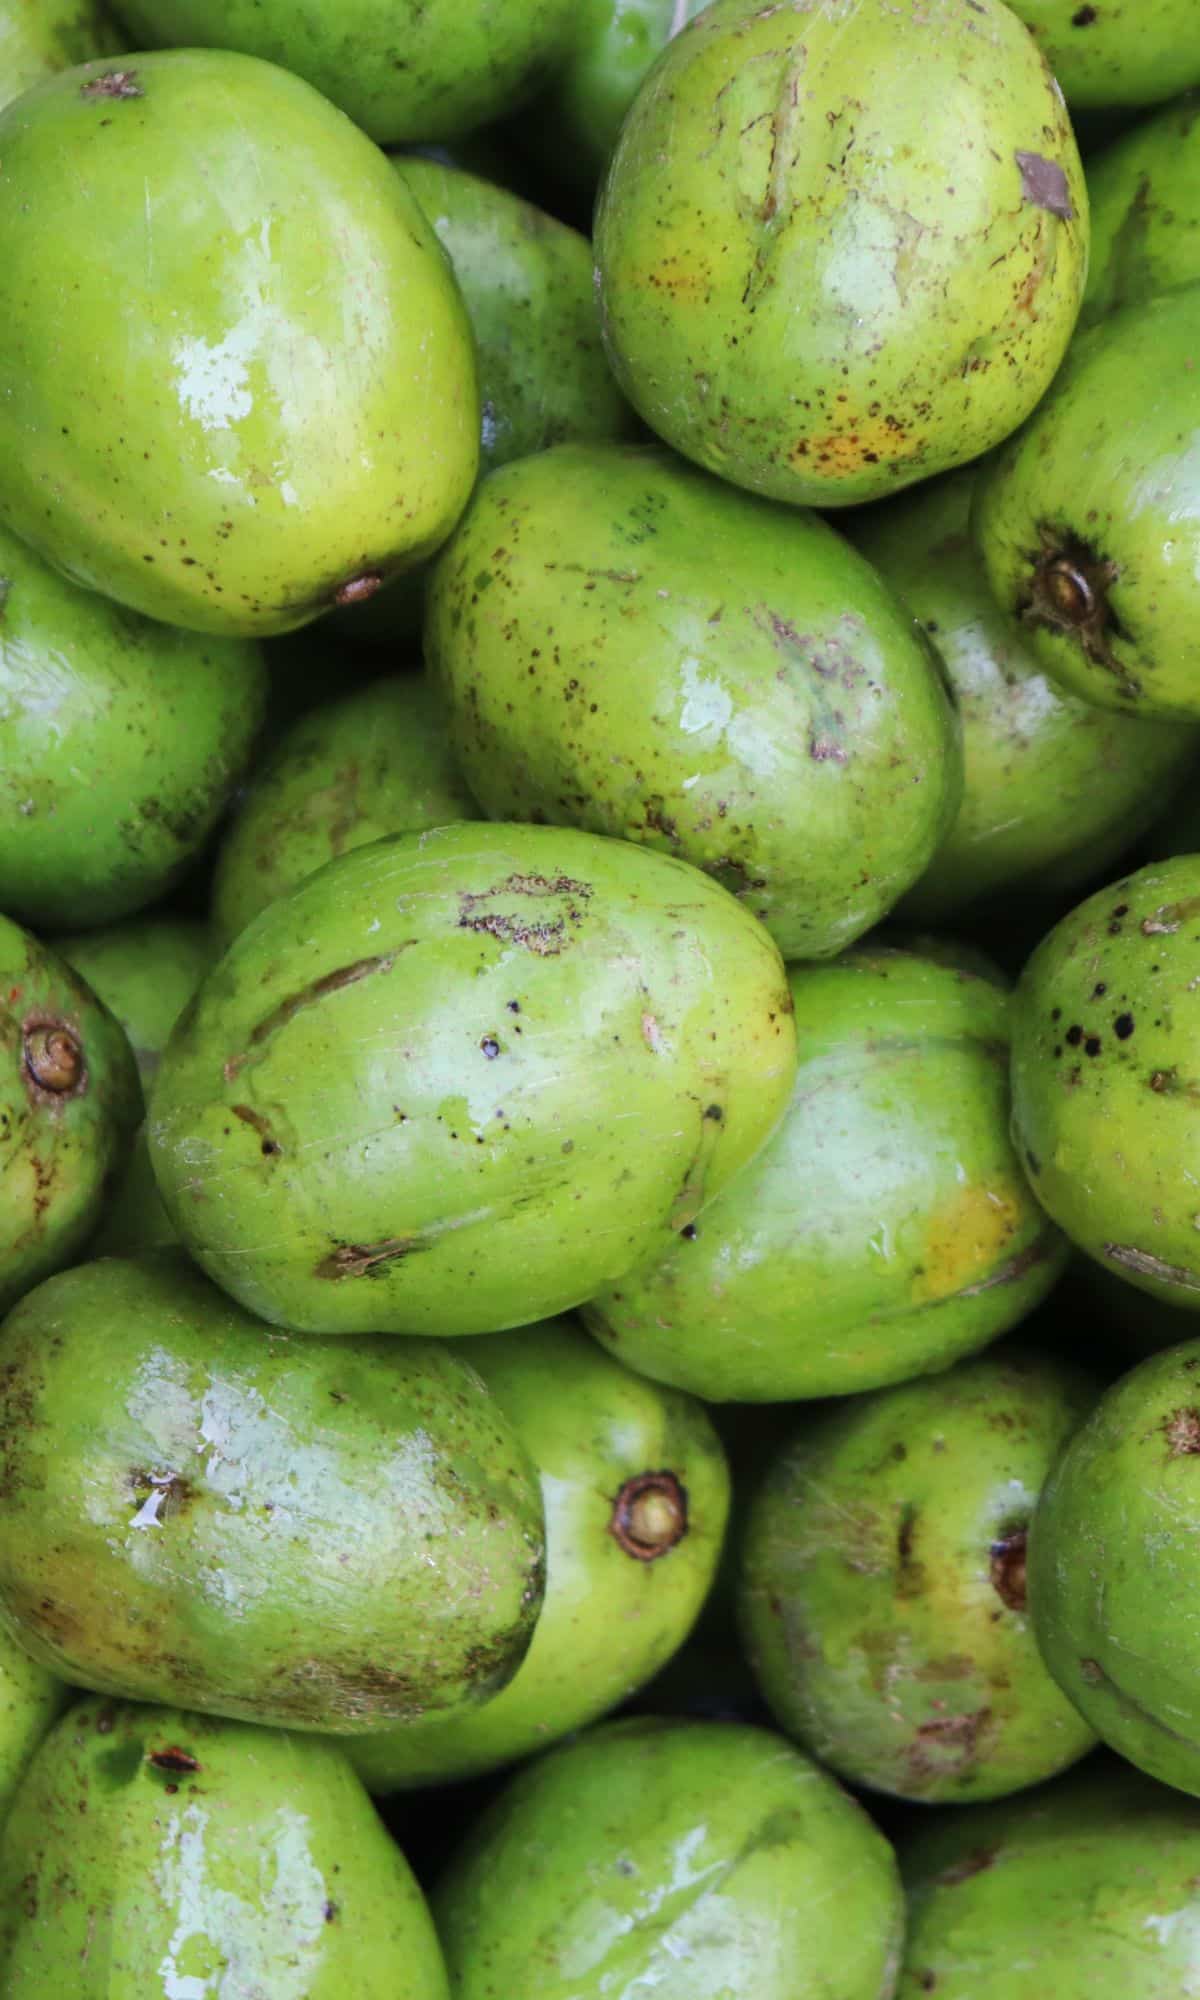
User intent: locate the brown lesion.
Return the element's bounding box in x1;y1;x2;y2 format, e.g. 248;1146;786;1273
21;1017;86;1103
147;1746;200;1774
314;1237;420;1280
80;69;143;99
1164;1407;1200;1457
333;573;383;607
224;952;400;1079
989;1526;1028;1612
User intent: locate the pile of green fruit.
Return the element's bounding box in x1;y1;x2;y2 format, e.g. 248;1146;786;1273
6;0;1200;1992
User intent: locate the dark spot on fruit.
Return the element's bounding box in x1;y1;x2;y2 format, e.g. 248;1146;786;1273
1079;1657;1103;1683
704;1104;723;1121
1092;983;1107;999
506;999;520;1013
1114;1013;1134;1039
231;1103;281;1157
1051;1006;1062;1021
919;1977;938;1994
334;572;383;607
1084;1036;1102;1058
1072;3;1097;22
1164;1407;1200;1456
937;1847;997;1887
1113;904;1129;918
1065;1024;1083;1046
609;1471;688;1560
1014;150;1075;220
323;1900;339;1922
480;1037;500;1059
989;1527;1028;1611
147;1747;200;1774
680;1223;698;1240
1025;1147;1042;1176
81;68;142;99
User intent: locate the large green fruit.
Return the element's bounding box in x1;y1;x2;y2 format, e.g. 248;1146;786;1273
0;1695;450;1997
428;444;962;960
586;948;1066;1401
975;289;1200;719
350;1318;729;1790
0;0;117;109
434;1717;905;1999
1010;855;1200;1304
899;1759;1200;1998
58;916;213;1087
0;1252;546;1731
150;822;797;1337
110;0;575;143
594;0;1088;509
211;678;478;947
1082;97;1200;325
0;918;141;1311
739;1348;1099;1804
1028;1338;1200;1795
0;523;266;926
850;469;1199;920
0;50;478;637
1006;1;1200;111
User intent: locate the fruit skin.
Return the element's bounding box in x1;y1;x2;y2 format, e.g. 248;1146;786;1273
109;0;575;144
593;0;1088;510
211;677;478;947
0;1251;546;1732
0;917;141;1312
1028;1337;1200;1796
0;1695;450;1998
58;916;213;1085
1082;95;1200;325
0;1630;65;1828
428;443;962;960
0;50;479;637
899;1758;1200;1998
349;1317;730;1791
585;948;1066;1402
849;469;1199;920
433;1716;905;2000
1005;1;1200;112
975;289;1200;720
150;821;797;1337
739;1348;1099;1805
0;524;266;926
1010;855;1200;1305
0;0;117;109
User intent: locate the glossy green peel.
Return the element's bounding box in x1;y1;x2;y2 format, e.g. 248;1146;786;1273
0;1252;546;1732
0;1696;450;1997
1083;96;1200;325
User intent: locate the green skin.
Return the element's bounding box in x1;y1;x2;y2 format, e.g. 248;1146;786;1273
850;470;1199;921
974;288;1200;720
109;0;576;144
427;443;962;961
58;916;212;1085
1028;1338;1200;1796
738;1348;1099;1805
0;916;141;1313
1009;855;1200;1305
1006;1;1200;111
0;0;117;109
899;1759;1200;1997
593;0;1088;511
334;157;635;647
0;522;266;928
1082;96;1200;325
0;1696;449;1998
0;1631;65;1830
0;1251;546;1732
212;677;478;947
89;1124;176;1257
434;1717;905;2000
349;1318;731;1791
149;821;798;1337
0;50;479;638
585;949;1067;1403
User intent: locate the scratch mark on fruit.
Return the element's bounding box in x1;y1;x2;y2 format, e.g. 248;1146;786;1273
1103;1244;1200;1290
224;953;400;1080
81;68;143;99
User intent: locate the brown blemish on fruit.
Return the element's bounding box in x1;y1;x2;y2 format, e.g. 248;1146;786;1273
1014;151;1075;221
315;1237;420;1280
147;1746;200;1774
989;1527;1028;1611
224;952;400;1079
81;69;143;99
231;1103;281;1157
914;1707;991;1768
609;1471;688;1561
936;1847;998;1887
1164;1407;1200;1456
458;874;593;957
1103;1243;1200;1291
333;573;383;607
22;1019;85;1101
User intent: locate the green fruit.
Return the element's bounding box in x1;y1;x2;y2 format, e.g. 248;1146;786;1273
0;1695;450;1997
211;678;478;947
585;948;1066;1402
522;0;710;195
975;289;1200;719
899;1759;1200;1997
0;50;478;638
89;1125;177;1257
58;916;212;1085
1010;855;1200;1304
0;524;266;927
350;1318;730;1791
434;1717;905;2000
428;443;962;960
1006;1;1200;111
1082;96;1200;325
850;469;1199;920
594;0;1088;509
0;0;117;109
0;918;141;1312
0;1251;546;1731
150;821;797;1337
0;1631;65;1827
1028;1337;1200;1795
109;0;575;143
739;1348;1099;1804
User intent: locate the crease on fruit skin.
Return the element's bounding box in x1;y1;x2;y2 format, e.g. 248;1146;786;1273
1103;1243;1200;1290
222;951;402;1080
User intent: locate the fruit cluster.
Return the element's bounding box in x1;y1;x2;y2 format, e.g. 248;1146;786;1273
2;0;1200;1994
